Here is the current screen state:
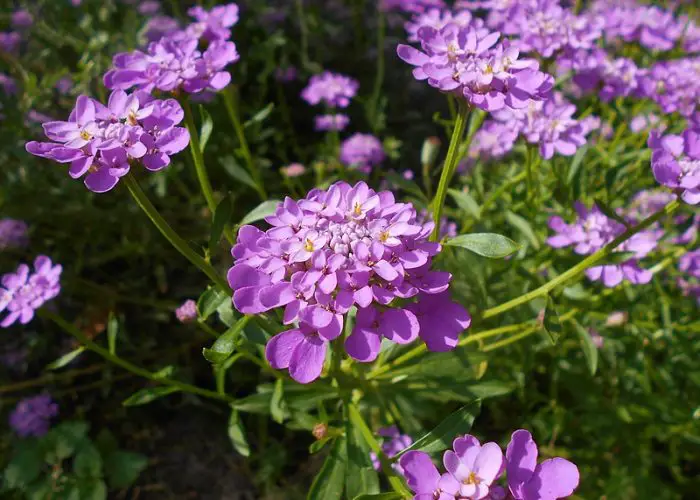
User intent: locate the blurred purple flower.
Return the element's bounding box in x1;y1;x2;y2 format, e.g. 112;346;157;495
143;16;180;43
229;181;470;382
648;127;700;205
1;256;62;328
0;73;16;94
9;394;58;437
468;120;518;162
186;3;239;42
0;218;29;250
281;163;306;177
630;114;660;134
26;110;53;125
339;134;385;173
638;58;700;118
26;91;189;193
405;8;480;43
301;72;359;109
381;0;446;14
175;299;197;323
0;32;21;53
315;114;349;132
137;1;160;15
11;10;33;29
55;76;73;95
370;426;413;473
275;66;298;83
506;429;579;500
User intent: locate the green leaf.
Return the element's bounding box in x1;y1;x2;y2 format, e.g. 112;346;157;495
197;287;228;321
572;319;599;376
107;313;118;355
46;346;85;370
228;408;250;457
540;295;562;345
26;480;53;500
74;442;103;478
353;495;403;500
505;211;540;249
270;378;287;424
221;156;258;190
566;146;588;185
104;451;148;489
199;105;214;152
45;421;90;462
4;440;43;488
203;325;240;364
209;194;233;250
345;413;380;499
122;386;180;406
243;103;274;128
393;401;481;459
310;437;332;454
448;189;481;220
95;429;118;457
445;233;519;259
216;300;235;327
239;200;281;226
308;437;347;500
76;479;107;500
593;198;630;228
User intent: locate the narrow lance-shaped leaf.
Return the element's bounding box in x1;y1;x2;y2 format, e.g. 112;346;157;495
46;346;85;371
505;211;540;249
540;295;562;345
445;233;520;259
122;386;180;407
571;319;599;375
270;378;287;424
199;105;214;152
239;200;282;226
107;312;118;355
448;188;481;220
308;436;347;500
345;411;380;499
221;156;258;190
210;194;233;250
228;407;250;457
393;400;481;460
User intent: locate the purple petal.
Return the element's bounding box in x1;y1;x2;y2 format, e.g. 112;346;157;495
379;308;419;344
288;334;327;384
506;429;538;498
399;451;441;495
84;168;120;193
344;326;381;362
523;458;579;500
265;328;304;370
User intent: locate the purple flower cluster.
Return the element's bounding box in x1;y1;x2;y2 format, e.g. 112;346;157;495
491;93;596;160
381;0;446;14
678;249;700;305
648;127;700;205
302;72;359;109
629;190;697;245
315;114;350;132
26;91;189;193
0;256;62;328
185;3;239;42
0;31;21;53
405;8;480;43
0;218;29;251
397;24;553;112
455;1;537;34
467;120;519;162
401;429;579;500
637;58;700;118
339;134;385;173
560;49;640;103
175;299;197;323
547;203;659;287
9;394;58;438
370;426;413;474
228;181;471;383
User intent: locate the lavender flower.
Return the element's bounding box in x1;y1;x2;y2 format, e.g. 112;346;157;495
137;0;160;15
370;426;413;473
405;8;480;43
0;219;29;250
397;25;553;111
562;50;640;102
680;249;700;280
381;0;446;14
0;256;62;328
104;36;239;94
648;127;700;205
301;72;359;109
315;114;350;132
26;90;189;193
0;32;21;53
144;16;180;43
0;73;16;94
26;110;53;125
630;114;660;134
629;190;696;244
275;66;298;83
185;3;239;42
468;120;518;161
55;76;73;95
228;181;470;383
591;2;683;51
9;394;58;437
506;430;579;500
638;58;700;118
547;202;658;287
281;163;307;177
175;299;197;323
339;134;385;173
11;10;33;29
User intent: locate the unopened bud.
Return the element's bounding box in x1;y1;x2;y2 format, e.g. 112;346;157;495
312;423;328;440
605;311;628;327
421;137;441;167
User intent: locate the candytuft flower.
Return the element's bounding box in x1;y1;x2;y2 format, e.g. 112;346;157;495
397;24;553;111
405;8;480;43
0;256;62;328
506;429;579;500
339;134;385;173
9;394;58;437
185;3;239;42
0;218;29;251
648;127;700;205
301;72;359;109
315;114;350;132
26;90;189;193
228;181;470;383
175;299;197;323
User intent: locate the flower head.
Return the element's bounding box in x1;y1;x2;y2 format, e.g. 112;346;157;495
185;3;239;42
9;394;58;437
26;90;189;193
405;8;480;43
506;430;579;500
0;219;29;251
228;181;470;383
0;32;21;53
340;134;385;173
315;114;350;132
397;25;553;111
301;72;359;109
1;256;62;328
648;127;700;205
381;0;446;14
175;299;197;323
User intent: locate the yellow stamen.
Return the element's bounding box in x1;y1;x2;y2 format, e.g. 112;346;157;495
304;238;314;252
80;130;92;141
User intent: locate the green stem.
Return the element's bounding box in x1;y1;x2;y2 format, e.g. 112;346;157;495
481;199;681;320
463;171;527;232
41;310;234;403
294;0;311;70
431;103;470;241
124;173;230;293
180;97;218;215
369;8;386;133
221;85;267;200
347;403;412;498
